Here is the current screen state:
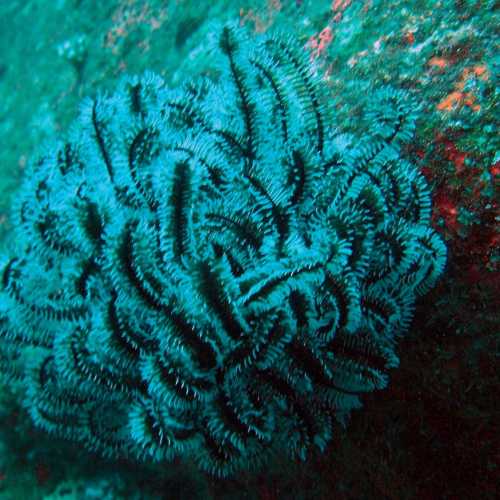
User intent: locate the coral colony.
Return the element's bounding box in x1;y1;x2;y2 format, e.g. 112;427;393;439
0;26;445;477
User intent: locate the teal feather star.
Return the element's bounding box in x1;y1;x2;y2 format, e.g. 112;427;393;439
0;26;446;477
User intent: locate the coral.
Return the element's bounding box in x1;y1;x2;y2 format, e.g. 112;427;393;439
0;25;445;478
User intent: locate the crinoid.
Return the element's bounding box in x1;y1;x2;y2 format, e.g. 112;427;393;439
0;25;446;477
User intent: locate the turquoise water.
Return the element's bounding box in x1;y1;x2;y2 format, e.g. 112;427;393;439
0;2;497;499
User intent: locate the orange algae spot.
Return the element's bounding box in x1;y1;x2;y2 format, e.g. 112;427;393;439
436;63;489;113
463;93;481;112
331;0;352;21
436;91;480;113
404;31;415;45
332;0;352;11
437;91;463;111
428;56;449;69
463;64;490;82
307;26;334;60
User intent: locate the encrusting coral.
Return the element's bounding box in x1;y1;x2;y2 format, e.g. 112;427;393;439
0;25;446;477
